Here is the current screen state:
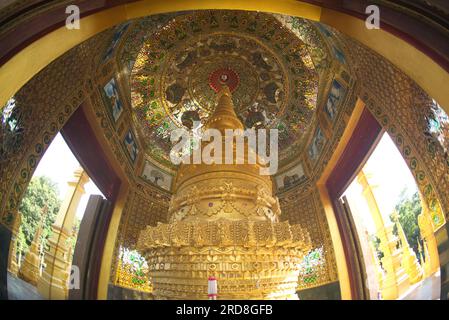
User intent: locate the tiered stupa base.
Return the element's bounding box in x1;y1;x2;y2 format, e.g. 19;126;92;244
148;247;302;300
138;220;311;300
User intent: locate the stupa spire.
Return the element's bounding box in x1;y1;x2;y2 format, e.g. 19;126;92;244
204;85;244;132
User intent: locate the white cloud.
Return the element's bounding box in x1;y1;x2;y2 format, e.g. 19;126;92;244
32;133;104;219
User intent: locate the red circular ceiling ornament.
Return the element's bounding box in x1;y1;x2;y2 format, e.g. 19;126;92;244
209;67;240;93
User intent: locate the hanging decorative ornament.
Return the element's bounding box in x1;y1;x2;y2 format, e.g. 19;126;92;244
209;67;240;93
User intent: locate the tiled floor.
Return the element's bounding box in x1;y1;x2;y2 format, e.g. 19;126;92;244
7;272;44;300
5;270;441;300
399;270;441;300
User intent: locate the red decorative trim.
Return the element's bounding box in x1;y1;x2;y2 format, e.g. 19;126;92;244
0;0;140;67
60;104;121;201
309;0;449;73
209;67;240;93
60;103;122;299
326;108;383;200
325;107;383;300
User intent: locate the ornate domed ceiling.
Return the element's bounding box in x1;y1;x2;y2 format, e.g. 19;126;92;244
127;10;325;170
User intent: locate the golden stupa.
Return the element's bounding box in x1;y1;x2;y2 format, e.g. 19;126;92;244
137;86;312;299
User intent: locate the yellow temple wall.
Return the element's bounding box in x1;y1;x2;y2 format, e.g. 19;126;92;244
107;189;169;297
300;28;449;298
81;53;174;298
0;30;115;229
336;32;449;228
278;186;339;291
278;27;449;295
0;27;172;298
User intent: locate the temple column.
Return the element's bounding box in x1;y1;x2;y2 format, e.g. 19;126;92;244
392;211;423;284
18;207;47;286
37;168;89;300
417;192;440;277
357;170;409;299
7;213;22;276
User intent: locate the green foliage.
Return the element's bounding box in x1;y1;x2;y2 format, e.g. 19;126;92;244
298;247;324;284
17;176;61;257
392;189;423;255
68;217;81;260
120;248;150;286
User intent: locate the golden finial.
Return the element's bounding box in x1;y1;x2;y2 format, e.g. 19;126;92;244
204;85;244;132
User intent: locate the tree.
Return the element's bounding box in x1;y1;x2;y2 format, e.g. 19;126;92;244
392;189;422;255
68;216;81;261
17;176;61;259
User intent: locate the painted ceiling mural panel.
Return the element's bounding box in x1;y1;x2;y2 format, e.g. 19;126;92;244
122;10;323;169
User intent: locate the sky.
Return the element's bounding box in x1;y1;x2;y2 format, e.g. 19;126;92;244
343;132;419;234
33;133;104;219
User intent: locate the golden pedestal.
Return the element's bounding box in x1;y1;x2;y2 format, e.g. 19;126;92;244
37;226;71;300
139;220;310;299
19;207;47;286
377;226;409;299
18;248;41;286
401;252;422;284
7;214;21;276
37;168;88;300
393;212;422;284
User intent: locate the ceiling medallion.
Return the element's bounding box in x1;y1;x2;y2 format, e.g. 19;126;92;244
209;67;240;93
186;51;261;116
130;10;318;168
